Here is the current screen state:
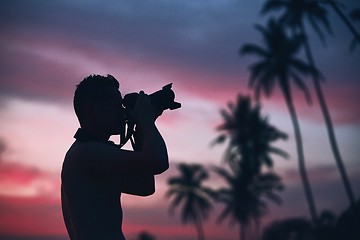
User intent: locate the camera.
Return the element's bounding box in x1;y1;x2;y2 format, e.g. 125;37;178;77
123;83;181;118
120;83;181;147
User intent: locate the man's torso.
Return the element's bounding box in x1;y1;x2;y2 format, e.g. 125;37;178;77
61;141;125;240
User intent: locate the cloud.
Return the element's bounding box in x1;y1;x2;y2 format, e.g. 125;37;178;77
0;0;359;124
0;158;358;239
0;0;249;102
0;43;78;104
276;163;360;218
0;162;60;198
0;195;65;236
282;163;360;187
0;161;65;236
0;160;238;239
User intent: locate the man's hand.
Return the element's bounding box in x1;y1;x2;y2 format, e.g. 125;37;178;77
130;91;156;127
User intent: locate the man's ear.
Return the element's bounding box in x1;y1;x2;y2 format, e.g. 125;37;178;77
84;103;98;118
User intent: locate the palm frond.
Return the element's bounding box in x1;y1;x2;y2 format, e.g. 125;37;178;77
289;70;312;105
168;178;187;186
166;162;214;227
248;61;269;88
168;194;184;214
212;166;235;186
216;204;235;225
240;44;269;57
268;146;290;159
307;14;326;43
308;2;332;33
261;0;288;15
210;134;227;147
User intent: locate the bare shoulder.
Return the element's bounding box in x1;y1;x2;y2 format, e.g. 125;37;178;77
66;141;124;159
63;141;144;174
63;141;113;168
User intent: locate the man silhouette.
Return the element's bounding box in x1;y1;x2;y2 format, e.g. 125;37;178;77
61;74;169;240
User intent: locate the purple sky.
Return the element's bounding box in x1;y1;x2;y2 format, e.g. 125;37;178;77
0;0;359;239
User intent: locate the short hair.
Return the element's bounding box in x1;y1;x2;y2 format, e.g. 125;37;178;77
73;74;119;124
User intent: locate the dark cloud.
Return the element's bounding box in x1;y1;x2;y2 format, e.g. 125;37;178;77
0;0;359;118
0;44;78;104
280;163;360;212
0;0;257;103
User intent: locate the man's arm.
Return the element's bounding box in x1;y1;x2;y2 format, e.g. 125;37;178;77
77;127;168;176
121;125;156;196
121;174;155;196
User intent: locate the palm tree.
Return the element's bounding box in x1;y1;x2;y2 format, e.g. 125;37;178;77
240;18;319;223
212;96;287;240
213;165;284;240
166;163;213;240
213;96;289;173
261;0;356;207
212;165;252;240
251;172;285;239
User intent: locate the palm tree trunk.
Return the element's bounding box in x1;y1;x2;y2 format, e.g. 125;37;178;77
247;219;252;240
299;21;356;206
240;222;246;240
326;0;360;43
254;217;260;240
194;218;205;240
282;87;318;224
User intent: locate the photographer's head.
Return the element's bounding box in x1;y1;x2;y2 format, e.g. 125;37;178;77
74;74;125;138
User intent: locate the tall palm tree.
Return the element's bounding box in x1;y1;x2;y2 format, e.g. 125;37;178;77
262;0;356;207
212;96;287;240
240;19;319;223
166;163;213;240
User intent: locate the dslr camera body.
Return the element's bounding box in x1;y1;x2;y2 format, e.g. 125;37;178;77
123;83;181;117
120;83;181;147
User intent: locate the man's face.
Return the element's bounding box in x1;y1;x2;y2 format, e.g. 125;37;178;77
94;87;126;135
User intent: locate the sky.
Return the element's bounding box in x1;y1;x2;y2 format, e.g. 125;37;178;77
0;0;359;239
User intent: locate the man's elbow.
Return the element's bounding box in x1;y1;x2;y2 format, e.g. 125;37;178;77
123;187;155;197
153;158;169;175
137;187;155;197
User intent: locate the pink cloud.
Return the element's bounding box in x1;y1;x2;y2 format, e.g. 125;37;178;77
0;159;358;239
0;162;59;198
1;25;359;126
282;163;360;187
0;160;239;239
249;81;360;125
0;195;65;236
0;162;64;236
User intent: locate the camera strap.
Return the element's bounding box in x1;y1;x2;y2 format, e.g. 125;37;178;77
119;121;137;149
